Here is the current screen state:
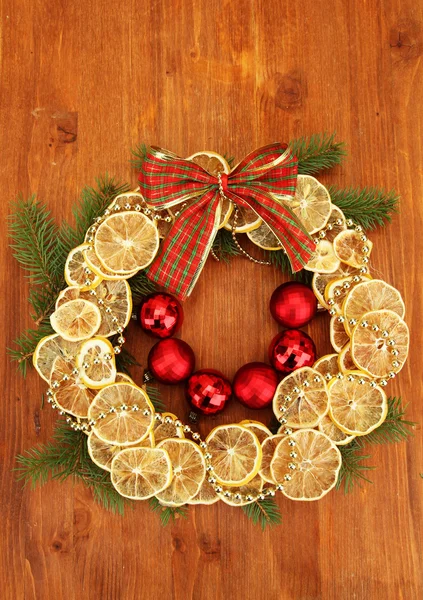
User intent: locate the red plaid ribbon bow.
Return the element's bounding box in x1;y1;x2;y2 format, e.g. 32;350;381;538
138;143;315;300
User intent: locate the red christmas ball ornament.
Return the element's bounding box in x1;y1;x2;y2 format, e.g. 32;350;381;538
138;292;183;338
233;362;279;409
186;369;232;415
270;282;317;328
148;338;195;384
269;329;316;374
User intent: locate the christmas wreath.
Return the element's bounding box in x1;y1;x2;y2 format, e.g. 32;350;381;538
11;133;415;529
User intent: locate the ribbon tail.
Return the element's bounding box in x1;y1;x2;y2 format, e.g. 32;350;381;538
146;189;221;300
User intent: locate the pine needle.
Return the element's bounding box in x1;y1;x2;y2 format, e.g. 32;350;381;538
130;144;149;171
127;270;157;304
145;384;166;412
15;420;128;515
264;250;313;285
336;439;375;494
290;132;347;175
212;229;240;262
329;186;399;230
148;496;188;526
241;498;282;529
355;397;416;446
8;321;55;376
114;345;140;374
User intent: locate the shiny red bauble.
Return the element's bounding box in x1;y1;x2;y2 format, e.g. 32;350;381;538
269;329;316;374
270;282;317;328
186;369;232;415
233;362;279;409
148;338;195;384
138;292;183;338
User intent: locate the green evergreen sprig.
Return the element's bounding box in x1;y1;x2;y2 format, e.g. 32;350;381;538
127;270;157;304
291;132;347;175
241;497;282;530
9;322;55;376
212;229;240;262
336;440;375;493
329;186;399;230
148;496;188;526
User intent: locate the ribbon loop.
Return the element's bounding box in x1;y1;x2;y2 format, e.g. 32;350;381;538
138;144;315;300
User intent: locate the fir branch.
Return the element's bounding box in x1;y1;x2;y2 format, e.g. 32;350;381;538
114;345;140;374
289;132;346;175
336;439;375;494
212;229;240;262
8;322;55;377
130;144;149;171
59;175;130;255
264;250;313;285
329;186;399;230
128;270;157;304
145;384;166;412
148;496;188;525
241;498;282;530
15;420;127;514
356;397;416;446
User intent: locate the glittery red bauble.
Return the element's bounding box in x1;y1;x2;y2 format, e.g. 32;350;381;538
186;369;232;415
269;329;316;374
148;338;195;384
270;282;317;328
233;362;279;409
138;293;183;338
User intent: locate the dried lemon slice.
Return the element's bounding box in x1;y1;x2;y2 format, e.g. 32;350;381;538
338;342;356;372
330;315;350;352
50;356;96;418
285;174;332;234
115;372;136;384
153;413;185;443
87;431;123;472
33;333;81;382
324;206;347;242
318;414;356;445
155;439;206;506
304;240;340;273
89;382;154;446
333;230;373;268
259;434;285;484
205;424;262;487
273;367;329;428
77;337;116;389
217;474;264;506
328;373;388;435
64;243;102;290
312;264;363;309
94;211;159;274
270;429;342;501
325;274;372;315
351;310;409;378
111;446;173;500
50;299;102;342
342;279;405;335
313;354;339;379
188;478;219;505
225;206;262;234
84;244;138;280
240;420;272;444
188;151;233;229
247;222;281;251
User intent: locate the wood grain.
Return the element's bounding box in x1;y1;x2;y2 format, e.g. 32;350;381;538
1;0;422;598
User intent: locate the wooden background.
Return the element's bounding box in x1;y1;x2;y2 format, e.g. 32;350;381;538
1;0;422;598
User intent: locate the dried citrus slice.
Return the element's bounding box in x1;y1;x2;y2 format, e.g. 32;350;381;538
333;230;373;268
240;420;272;444
50;298;102;342
188;151;233;229
270;429;342;501
304;240;340;273
218;474;264;506
87;431;123;471
225;206;261;234
50;356;96;418
115;372;136;384
64;243;102;290
205;424;262;487
55;286;81;309
328;373;388;435
338;342;356;372
33;333;81;382
153;413;185;443
259;434;285;484
330;315;350;352
285;174;332;234
76;337;116;389
188;478;219;505
247;222;281;251
313;354;339;379
273;367;329;428
108;191;145;211
110;446;173;500
89;383;154;446
155;439;206;506
351;310;409;378
94;211;159;274
325;274;372;315
318;414;356;445
324;206;347;242
84;244;138;280
312;264;363;309
342;279;405;335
